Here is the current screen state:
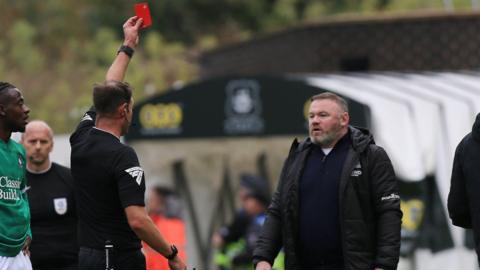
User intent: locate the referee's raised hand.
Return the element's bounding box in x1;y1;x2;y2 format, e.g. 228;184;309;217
106;16;142;81
168;255;187;270
122;16;143;49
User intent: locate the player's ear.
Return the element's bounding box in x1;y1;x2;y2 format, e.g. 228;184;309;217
0;104;5;117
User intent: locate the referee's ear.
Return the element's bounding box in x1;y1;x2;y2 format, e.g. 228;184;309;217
118;102;128;118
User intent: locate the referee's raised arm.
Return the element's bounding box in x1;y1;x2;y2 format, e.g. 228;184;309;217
71;16;187;270
108;16;187;270
106;16;142;82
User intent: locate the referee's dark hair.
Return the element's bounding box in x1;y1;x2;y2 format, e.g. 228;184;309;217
93;80;133;116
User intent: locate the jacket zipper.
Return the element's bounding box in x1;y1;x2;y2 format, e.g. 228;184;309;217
339;149;359;270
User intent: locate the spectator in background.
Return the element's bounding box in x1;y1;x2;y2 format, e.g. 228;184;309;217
213;174;271;270
21;120;77;270
448;113;480;265
143;186;187;270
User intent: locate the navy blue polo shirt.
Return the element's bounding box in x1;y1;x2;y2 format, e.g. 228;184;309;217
298;133;350;267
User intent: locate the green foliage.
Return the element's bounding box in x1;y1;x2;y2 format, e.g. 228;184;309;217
390;0;480;11
0;41;5;76
7;20;45;73
1;0;478;132
86;28;119;66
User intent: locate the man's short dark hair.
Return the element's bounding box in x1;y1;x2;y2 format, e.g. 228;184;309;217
0;82;16;93
0;82;17;104
310;92;349;113
93;80;133;115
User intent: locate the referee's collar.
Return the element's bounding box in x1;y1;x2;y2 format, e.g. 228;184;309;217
93;127;120;140
27;162;52;174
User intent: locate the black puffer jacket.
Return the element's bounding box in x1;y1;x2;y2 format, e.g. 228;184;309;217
448;113;480;264
253;126;402;270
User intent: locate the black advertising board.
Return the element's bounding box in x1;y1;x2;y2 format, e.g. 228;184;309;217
126;75;370;141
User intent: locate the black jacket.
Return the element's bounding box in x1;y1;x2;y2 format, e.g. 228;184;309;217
448;113;480;263
253;126;402;270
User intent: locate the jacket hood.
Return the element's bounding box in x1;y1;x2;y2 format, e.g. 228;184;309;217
297;126;375;152
473;113;480;141
349;126;375;152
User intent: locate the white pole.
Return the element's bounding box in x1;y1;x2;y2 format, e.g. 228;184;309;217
472;0;480;10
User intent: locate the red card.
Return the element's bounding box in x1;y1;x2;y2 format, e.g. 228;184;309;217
134;3;152;28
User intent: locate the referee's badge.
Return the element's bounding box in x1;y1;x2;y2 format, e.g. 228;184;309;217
125;166;144;186
53;198;68;215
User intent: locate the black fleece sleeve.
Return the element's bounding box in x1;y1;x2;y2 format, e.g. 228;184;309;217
252;186;283;267
447;139;472;228
369;146;402;270
252;140;298;267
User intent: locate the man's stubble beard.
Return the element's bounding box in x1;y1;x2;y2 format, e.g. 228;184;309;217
310;122;343;147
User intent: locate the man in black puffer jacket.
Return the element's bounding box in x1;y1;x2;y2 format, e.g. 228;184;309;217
253;92;402;270
448;113;480;265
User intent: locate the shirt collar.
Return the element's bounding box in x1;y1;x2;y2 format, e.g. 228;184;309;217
93;127;121;140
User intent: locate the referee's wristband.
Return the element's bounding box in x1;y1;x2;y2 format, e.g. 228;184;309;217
117;45;134;58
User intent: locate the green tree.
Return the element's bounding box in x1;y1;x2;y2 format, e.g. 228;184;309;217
7;20;45;73
0;0;477;133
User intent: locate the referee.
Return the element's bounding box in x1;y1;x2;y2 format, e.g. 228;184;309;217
70;17;186;270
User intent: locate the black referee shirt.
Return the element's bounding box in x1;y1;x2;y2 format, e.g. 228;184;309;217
27;162;78;266
70;109;146;251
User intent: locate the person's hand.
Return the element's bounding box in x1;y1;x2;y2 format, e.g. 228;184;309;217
22;236;31;257
255;261;272;270
168;256;186;270
122;16;143;48
374;268;384;270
